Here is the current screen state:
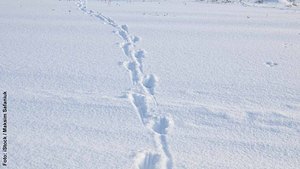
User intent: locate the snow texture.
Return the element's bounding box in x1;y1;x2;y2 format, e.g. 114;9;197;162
0;0;300;168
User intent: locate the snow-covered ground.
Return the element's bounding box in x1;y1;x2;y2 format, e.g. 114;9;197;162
1;0;300;168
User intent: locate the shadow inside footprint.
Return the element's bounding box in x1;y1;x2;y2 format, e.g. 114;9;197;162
137;152;161;169
153;117;169;135
265;61;278;67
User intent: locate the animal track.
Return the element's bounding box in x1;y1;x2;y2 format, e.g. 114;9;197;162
265;61;278;67
128;93;150;124
121;24;129;33
135;151;162;169
76;1;173;168
123;61;141;85
117;30;131;42
135;49;146;72
152;116;170;135
122;42;133;57
132;36;141;43
143;74;158;95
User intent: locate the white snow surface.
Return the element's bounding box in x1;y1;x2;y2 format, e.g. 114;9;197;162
1;0;300;169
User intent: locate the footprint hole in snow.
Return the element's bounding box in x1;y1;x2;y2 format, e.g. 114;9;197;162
265;61;278;67
153;116;170;135
132;36;141;43
121;24;129;33
135;151;161;169
143;74;158;89
135;49;146;59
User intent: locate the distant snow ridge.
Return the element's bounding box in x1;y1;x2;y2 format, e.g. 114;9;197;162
76;1;174;168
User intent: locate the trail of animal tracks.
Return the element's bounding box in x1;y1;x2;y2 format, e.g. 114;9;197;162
1;0;300;168
77;1;174;168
